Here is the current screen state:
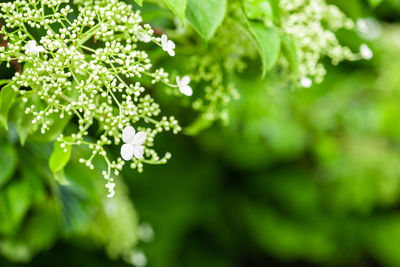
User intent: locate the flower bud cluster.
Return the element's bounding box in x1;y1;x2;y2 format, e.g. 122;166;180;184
0;0;185;193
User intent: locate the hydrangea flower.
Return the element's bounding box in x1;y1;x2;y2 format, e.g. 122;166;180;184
120;126;146;161
176;75;193;96
161;34;175;56
360;43;373;60
24;40;45;55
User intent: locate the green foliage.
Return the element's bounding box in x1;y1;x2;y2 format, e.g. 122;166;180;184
2;0;400;267
49;141;72;175
186;0;227;40
0;83;17;129
247;21;281;77
162;0;187;25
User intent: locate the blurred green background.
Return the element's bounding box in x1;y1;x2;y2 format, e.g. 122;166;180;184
2;0;400;266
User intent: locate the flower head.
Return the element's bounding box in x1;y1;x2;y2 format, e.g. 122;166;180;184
176;75;193;96
161;34;175;56
360;43;373;60
120;126;146;161
24;40;45;55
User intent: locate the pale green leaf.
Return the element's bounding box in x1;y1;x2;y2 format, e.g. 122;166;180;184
248;20;281;77
280;33;298;73
49;141;72;174
243;0;274;25
162;0;187;25
135;0;143;6
186;0;227;40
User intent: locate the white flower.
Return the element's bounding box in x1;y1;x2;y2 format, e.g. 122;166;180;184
356;18;381;40
300;77;312;88
161;34;175;56
24;40;45;55
138;32;152;43
105;182;115;198
176;75;193;96
360;43;373;60
120;126;146;160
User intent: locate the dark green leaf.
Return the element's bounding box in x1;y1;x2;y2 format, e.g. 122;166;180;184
0;143;17;187
186;0;227;40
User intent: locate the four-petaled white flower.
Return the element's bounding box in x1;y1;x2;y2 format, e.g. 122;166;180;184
360;43;373;60
161;34;175;56
24;40;45;55
120;126;146;161
176;75;193;96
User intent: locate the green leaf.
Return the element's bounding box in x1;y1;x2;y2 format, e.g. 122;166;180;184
243;0;274;25
367;0;383;7
49;141;72;174
134;0;143;6
0;143;17;187
186;0;227;40
0;83;18;129
11;102;37;145
3;179;32;232
280;33;298;73
162;0;187;25
248;20;281;77
184;114;215;136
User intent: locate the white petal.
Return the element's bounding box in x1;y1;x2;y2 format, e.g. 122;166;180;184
133;131;146;146
176;76;181;85
180;85;193;96
133;146;144;159
167;49;175;57
180;75;190;85
161;34;167;45
122;126;135;143
167;40;175;50
121;144;135;161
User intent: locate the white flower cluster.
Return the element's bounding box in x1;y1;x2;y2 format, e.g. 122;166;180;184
0;0;190;197
280;0;358;85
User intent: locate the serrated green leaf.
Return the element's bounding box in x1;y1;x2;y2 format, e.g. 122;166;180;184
0;143;17;187
186;0;227;40
49;141;72;174
162;0;187;25
0;83;18;129
248;20;281;77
